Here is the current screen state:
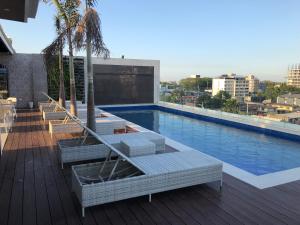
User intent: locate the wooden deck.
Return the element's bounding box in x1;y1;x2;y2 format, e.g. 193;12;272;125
1;110;300;225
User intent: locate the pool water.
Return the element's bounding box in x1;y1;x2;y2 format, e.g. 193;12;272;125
109;109;300;175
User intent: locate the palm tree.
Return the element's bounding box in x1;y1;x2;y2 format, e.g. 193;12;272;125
44;0;80;116
75;0;109;131
56;16;66;107
42;15;65;107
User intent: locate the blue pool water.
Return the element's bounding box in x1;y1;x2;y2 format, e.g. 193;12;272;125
107;109;300;175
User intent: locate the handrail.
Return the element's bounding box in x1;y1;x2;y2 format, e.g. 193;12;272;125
41;92;146;174
158;101;300;134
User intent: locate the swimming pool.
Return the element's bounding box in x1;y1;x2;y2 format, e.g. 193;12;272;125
105;108;300;176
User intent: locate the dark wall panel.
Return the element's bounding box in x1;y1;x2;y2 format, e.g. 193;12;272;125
93;64;154;105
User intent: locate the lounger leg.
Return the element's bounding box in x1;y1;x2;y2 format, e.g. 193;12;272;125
219;179;223;192
149;194;152;203
82;207;85;217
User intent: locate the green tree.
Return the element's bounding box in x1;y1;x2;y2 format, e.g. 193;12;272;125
196;93;211;108
43;15;66;108
179;77;212;91
223;99;239;113
196;91;231;109
214;90;231;100
43;0;81;116
167;89;185;103
262;83;300;102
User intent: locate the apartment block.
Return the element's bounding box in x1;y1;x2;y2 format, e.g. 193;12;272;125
212;74;248;101
245;74;259;93
287;64;300;88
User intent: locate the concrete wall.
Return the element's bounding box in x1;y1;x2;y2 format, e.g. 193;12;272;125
0;53;47;108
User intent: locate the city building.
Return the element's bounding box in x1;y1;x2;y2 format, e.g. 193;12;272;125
234;76;249;100
189;74;201;78
245;74;259;93
212;73;249;101
270;103;300;113
277;93;300;107
212;73;235;97
287;64;300;88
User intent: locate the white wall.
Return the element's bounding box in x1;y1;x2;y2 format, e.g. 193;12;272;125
212;78;225;96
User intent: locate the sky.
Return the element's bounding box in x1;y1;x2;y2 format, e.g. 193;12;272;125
1;0;300;82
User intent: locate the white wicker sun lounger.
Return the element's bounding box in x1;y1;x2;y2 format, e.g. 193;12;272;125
58;136;111;168
72;150;223;217
100;131;165;152
41;93;223;218
95;119;126;135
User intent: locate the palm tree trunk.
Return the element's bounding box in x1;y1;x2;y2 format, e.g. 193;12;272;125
67;28;77;116
86;33;96;131
58;39;66;108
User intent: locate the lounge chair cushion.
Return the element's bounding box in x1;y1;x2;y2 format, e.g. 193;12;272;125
120;138;156;157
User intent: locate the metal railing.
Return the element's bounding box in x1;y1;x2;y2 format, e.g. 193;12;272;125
158;101;300;134
41;93;145;176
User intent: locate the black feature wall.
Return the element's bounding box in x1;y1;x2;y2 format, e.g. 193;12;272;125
93;64;154;105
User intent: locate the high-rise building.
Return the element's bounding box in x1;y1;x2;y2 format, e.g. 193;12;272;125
212;73;249;101
245;74;259;93
287;64;300;88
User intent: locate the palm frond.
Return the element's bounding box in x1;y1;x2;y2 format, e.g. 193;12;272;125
86;0;98;8
42;31;66;67
74;7;109;57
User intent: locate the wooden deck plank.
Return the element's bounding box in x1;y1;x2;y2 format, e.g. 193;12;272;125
38;126;67;225
1;110;300;225
148;197;185;225
115;201;142;225
32;113;52;225
126;199;157;225
0;115;21;225
180;187;243;225
224;173;300;223
167;188;232;225
41;124;93;225
23;112;37;225
8;112;27;225
137;198;171;225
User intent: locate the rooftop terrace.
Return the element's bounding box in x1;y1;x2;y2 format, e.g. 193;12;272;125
1;110;300;225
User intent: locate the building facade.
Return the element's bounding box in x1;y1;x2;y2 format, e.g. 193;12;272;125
212;74;235;96
234;77;249;99
277;93;300;107
287;64;300;88
245;74;259;93
212;74;249;101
